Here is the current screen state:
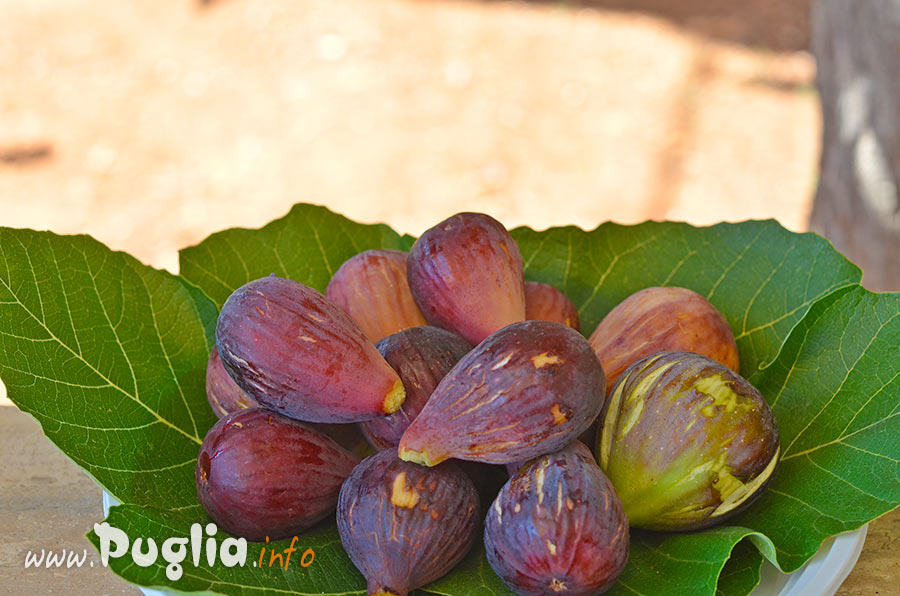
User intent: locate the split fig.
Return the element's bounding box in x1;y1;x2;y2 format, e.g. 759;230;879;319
588;286;740;389
216;275;405;423
407;212;525;344
195;409;360;541
485;442;628;596
326;249;428;342
398;321;606;466
360;326;473;450
598;351;780;531
525;281;580;331
206;345;258;418
337;449;480;596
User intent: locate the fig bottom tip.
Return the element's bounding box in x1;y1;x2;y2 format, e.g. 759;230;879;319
397;446;443;467
382;379;407;415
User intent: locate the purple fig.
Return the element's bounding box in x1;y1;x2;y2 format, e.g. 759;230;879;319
360;326;473;450
196;409;360;541
337;449;480;596
525;281;580;332
216;275;406;423
312;422;376;459
407;212;525;344
598;351;780;531
326;249;428;342
206;346;258;418
398;321;606;466
589;286;740;390
485;442;629;596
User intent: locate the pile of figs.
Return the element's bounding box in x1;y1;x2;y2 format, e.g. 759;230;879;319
196;212;780;596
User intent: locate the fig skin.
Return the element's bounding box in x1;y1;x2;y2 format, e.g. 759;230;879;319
598;351;780;531
207;342;374;456
361;326;473;450
326;249;428;342
588;286;739;390
195;409;361;541
206;346;258;418
525;281;580;332
398;320;606;467
337;449;480;596
313;422;376;459
407;212;526;345
485;442;628;596
216;275;406;423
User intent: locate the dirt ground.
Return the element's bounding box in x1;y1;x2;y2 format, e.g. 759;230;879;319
1;0;818;274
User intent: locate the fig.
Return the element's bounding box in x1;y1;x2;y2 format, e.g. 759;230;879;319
313;422;376;459
588;286;739;390
216;275;406;423
195;409;360;541
360;326;473;450
485;442;628;596
398;321;606;466
525;281;580;331
326;249;428;342
597;351;780;531
407;212;525;344
337;449;480;596
206;345;258;418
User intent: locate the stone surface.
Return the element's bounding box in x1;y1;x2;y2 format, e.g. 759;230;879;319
0;406;137;594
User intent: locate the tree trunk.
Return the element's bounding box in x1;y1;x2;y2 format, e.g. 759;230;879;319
809;0;900;291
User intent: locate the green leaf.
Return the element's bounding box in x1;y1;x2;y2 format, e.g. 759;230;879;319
178;203;414;309
3;204;898;596
0;229;218;515
606;527;774;596
422;544;515;596
715;542;763;596
511;220;861;378
742;285;900;571
86;504;365;595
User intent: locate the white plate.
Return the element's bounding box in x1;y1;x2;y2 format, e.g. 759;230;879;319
102;492;867;596
749;524;867;596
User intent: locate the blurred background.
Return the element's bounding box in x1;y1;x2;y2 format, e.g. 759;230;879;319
2;0;820;275
2;0;898;593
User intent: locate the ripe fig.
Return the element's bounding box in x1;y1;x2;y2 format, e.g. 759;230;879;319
588;286;740;389
398;321;606;466
313;422;376;459
360;326;473;450
525;281;580;331
326;249;428;342
196;409;360;541
337;449;480;596
598;351;780;531
407;212;525;344
485;442;628;596
206;345;258;418
216;275;406;423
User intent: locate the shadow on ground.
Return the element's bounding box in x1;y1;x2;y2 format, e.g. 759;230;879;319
472;0;813;51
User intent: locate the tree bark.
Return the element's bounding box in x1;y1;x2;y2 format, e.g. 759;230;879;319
809;0;900;291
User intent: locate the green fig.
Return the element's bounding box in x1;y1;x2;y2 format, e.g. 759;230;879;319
598;351;779;531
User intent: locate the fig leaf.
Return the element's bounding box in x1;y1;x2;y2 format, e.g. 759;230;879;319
2;203;897;596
